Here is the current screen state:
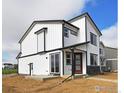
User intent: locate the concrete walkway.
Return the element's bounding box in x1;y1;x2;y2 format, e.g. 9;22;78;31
25;75;59;81
87;77;117;83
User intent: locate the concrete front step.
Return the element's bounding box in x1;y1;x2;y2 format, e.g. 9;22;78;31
63;74;88;79
25;75;59;81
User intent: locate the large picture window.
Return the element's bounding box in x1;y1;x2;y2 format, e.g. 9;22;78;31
50;53;60;73
90;32;97;46
90;53;97;66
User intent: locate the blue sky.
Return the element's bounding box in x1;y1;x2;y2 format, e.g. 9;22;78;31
3;0;117;63
83;0;117;30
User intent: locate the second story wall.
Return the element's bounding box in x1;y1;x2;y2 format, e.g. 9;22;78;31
21;23;63;56
68;17;86;44
86;18;100;65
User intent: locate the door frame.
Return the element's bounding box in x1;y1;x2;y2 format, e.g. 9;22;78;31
74;53;82;74
29;63;33;75
49;52;61;75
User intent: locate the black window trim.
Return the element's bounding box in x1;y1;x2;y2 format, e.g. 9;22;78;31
90;53;98;66
90;32;97;46
66;52;72;65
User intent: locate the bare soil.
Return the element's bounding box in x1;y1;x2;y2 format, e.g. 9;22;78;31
2;73;117;93
91;72;117;80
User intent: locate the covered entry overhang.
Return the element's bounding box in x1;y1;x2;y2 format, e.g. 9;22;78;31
61;42;89;76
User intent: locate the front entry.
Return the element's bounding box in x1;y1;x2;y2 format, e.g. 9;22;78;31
74;53;82;74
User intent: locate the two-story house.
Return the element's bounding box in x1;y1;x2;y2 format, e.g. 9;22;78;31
16;13;102;76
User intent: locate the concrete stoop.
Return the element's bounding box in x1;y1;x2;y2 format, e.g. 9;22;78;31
63;74;88;79
25;75;59;81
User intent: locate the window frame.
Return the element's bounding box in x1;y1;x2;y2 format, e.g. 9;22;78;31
90;32;97;46
66;52;72;65
64;27;69;38
50;52;60;74
90;53;98;66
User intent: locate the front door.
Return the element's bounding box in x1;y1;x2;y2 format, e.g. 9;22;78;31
74;53;82;74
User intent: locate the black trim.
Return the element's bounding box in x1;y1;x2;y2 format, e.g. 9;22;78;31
68;12;88;22
37;35;38;52
90;32;97;46
71;48;75;76
90;53;98;66
87;66;100;75
34;27;47;34
68;12;102;36
44;31;46;51
16;52;22;59
86;13;102;36
18;42;89;58
62;50;64;75
85;17;88;74
18;20;79;43
62;24;64;48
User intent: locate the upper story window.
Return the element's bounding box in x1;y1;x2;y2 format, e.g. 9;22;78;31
64;28;69;38
90;53;97;66
70;31;78;36
90;32;97;46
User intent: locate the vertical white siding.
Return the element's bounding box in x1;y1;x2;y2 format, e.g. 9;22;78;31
86;19;100;66
38;32;44;52
21;23;63;56
18;50;63;75
64;30;78;47
45;24;62;50
69;17;86;43
19;54;49;75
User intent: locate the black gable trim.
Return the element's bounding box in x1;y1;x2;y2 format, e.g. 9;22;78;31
18;20;79;44
68;12;102;36
18;42;89;58
34;27;47;34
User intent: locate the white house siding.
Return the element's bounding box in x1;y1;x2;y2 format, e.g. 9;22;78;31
64;30;78;47
18;54;49;75
21;23;63;56
38;32;44;52
45;24;62;51
69;17;86;44
18;50;63;76
86;18;100;66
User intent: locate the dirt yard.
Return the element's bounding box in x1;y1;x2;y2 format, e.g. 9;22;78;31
2;73;117;93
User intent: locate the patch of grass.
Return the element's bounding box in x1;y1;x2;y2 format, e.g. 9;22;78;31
2;69;17;74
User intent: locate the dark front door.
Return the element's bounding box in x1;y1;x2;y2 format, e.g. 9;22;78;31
74;53;82;74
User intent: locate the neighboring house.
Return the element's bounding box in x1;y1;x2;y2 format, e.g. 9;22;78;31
2;63;14;69
99;41;106;72
104;47;118;72
16;12;102;76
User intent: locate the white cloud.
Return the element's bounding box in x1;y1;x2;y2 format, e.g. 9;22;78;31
101;23;118;48
3;0;92;63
